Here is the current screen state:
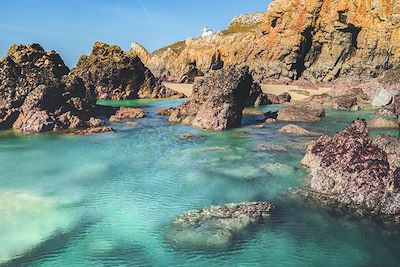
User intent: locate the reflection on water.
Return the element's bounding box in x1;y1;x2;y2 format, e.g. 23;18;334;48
0;99;399;266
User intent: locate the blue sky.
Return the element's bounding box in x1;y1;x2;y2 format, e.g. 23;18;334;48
0;0;269;67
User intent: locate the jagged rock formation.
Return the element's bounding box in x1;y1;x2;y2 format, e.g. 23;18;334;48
302;120;400;223
0;44;103;133
70;42;183;100
166;202;274;250
169;67;264;130
133;1;400;93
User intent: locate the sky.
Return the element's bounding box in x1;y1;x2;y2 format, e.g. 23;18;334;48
0;0;270;67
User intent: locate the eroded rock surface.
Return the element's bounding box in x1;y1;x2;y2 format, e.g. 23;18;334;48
109;107;145;122
133;0;400;94
302;120;400;222
70;42;182;100
169;67;260;130
0;44;102;133
166;202;274;250
277;102;325;122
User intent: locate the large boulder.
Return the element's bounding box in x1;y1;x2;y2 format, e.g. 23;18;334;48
169;67;258;130
166;202;274;250
0;44;103;133
70;42;182;100
372;88;393;108
301;120;400;222
277;101;325;122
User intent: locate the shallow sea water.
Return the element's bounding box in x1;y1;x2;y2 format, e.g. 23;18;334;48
0;99;399;266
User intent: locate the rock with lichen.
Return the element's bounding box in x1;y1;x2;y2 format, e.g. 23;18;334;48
301;120;400;223
166;202;274;250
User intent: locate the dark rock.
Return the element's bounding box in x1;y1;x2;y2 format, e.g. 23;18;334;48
301;120;400;223
0;43;103;134
109;107;145;122
210;51;224;70
74;126;113;135
178;62;204;83
169;67;257;130
332;96;359;111
266;92;292;104
70;42;181;100
166;202;274;250
277;101;325;122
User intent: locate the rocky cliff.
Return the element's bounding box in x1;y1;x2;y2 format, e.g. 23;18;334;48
0;44;105;133
133;0;400;92
70;42;182;100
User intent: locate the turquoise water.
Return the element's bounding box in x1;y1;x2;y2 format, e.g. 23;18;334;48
0;99;399;266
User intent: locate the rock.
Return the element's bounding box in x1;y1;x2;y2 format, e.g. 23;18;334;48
134;0;400;92
306;94;333;105
277;102;325;122
266;92;292;104
279;124;314;136
166;202;274;250
257;143;287;152
372;88;393;108
69;42;182;100
0;44;104;134
109;107;145;122
178;62;204;83
264;118;277;124
367;117;399;129
332;96;359;111
394;94;400;117
375;108;396;118
301;120;400;222
74;126;113;135
262;163;296;177
169;67;256;130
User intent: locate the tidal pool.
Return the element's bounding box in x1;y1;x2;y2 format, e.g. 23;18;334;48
0;99;399;266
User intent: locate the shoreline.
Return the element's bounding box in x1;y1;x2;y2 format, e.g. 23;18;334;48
163;82;332;101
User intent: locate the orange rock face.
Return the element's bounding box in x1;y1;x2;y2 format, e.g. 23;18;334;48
133;1;400;88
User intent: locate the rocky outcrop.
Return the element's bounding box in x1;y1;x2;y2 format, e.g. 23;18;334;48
169;67;260;130
109;107;145;122
367;117;399;129
134;0;400;94
279;124;315;136
70;42;182;100
166;202;274;250
302;120;400;223
0;44;104;133
277;101;325;122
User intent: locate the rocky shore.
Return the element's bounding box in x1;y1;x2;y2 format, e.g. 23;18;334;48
0;42;181;134
301;120;400;223
132;0;400;100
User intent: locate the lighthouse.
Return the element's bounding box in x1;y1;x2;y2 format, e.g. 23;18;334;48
202;26;213;38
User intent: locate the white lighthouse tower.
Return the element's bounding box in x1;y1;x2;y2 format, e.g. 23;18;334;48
202;26;213;38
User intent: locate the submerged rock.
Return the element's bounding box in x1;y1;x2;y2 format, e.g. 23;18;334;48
257;143;287;152
70;42;182;100
166;202;274;250
279;124;315;136
169;67;257;130
277;102;325;122
301;120;400;223
73;126;113;135
109;107;145;122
